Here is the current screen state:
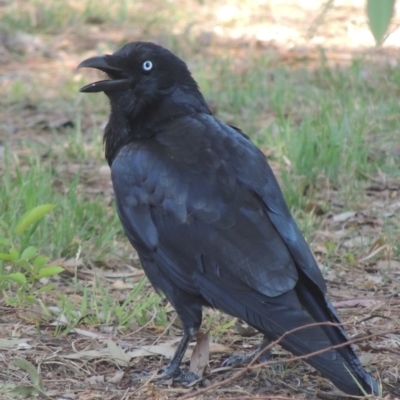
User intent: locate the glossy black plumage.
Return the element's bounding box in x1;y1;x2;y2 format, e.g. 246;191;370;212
78;42;378;395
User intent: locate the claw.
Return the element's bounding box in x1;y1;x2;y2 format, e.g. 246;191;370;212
222;349;274;367
133;368;201;385
131;370;154;381
222;335;273;368
172;369;202;385
222;353;254;368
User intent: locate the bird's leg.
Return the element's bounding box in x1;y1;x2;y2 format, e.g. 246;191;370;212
222;334;272;367
132;327;201;384
158;326;200;383
131;267;204;385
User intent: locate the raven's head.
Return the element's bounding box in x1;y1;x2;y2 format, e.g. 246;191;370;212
78;41;208;119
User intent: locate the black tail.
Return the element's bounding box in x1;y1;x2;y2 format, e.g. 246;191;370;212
292;275;379;395
196;273;379;396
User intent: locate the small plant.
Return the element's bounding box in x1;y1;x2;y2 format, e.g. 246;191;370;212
0;204;64;305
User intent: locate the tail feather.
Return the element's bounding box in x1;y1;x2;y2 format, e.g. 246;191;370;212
295;276;379;395
270;312;378;395
196;273;379;396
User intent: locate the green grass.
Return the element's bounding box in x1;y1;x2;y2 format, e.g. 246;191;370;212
1;0;192;34
207;57;396;181
55;276;168;332
1;150;122;261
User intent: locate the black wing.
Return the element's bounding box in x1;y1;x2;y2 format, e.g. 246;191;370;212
111;113;307;298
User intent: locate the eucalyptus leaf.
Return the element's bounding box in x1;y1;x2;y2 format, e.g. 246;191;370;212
14;204;56;234
367;0;395;45
11;359;45;391
5;385;40;398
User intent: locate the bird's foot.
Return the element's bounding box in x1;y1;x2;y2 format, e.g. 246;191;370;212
222;353;253;367
222;348;271;368
131;370;154;380
159;363;201;384
132;366;201;385
167;369;201;385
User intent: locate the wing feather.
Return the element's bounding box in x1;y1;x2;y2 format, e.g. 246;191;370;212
111;114;309;298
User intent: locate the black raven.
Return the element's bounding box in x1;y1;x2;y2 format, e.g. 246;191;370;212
78;42;378;395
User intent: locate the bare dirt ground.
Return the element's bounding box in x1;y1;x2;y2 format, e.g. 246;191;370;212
1;1;400;399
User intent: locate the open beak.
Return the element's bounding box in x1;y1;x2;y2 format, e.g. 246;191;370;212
77;55;129;93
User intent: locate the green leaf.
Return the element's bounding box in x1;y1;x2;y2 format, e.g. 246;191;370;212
11;359;45;392
6;297;17;305
19;246;38;261
0;252;14;261
0;236;10;247
17;260;33;273
37;298;51;316
33;255;49;268
14;204;56;234
33;255;50;272
6;385;40;398
38;284;55;293
0;219;9;231
24;294;36;304
9;247;19;261
367;0;395;45
0;273;27;285
37;266;64;279
0;248;19;261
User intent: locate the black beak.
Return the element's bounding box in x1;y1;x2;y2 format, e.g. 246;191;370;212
77;55;129;93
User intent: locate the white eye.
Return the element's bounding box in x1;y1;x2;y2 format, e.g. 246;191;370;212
142;60;153;72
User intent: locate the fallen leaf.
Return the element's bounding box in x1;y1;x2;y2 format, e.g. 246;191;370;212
313;244;327;255
63;349;110;360
4;385;40;398
48;118;74;129
366;274;383;284
359;245;388;262
49;312;69;326
388;201;400;210
332;298;384;308
11;359;46;395
12;359;42;388
359;352;376;366
107;339;131;366
190;331;210;377
0;339;31;349
99;164;111;176
127;341;181;360
304;202;325;215
342;236;369;249
111;279;134;289
234;319;258;337
332;211;356;222
126;339;230;361
107;370;125;383
376;259;400;272
72;327;107;339
208;342;232;354
63;339;230;363
86;375;105;384
102;269;144;279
